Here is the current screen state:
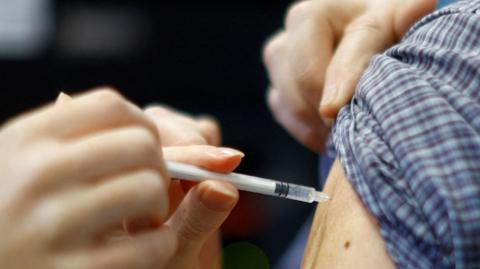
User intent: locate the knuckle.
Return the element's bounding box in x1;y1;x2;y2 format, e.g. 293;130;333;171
93;88;129;114
262;33;286;68
262;41;275;67
198;118;221;144
93;87;123;101
286;1;310;29
199;117;220;133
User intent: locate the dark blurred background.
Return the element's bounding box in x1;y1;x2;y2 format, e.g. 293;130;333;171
0;0;319;266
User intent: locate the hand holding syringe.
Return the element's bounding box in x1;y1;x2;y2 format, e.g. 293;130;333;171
166;161;330;203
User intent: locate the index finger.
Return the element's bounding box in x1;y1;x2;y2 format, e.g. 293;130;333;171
27;88;158;141
145;106;222;147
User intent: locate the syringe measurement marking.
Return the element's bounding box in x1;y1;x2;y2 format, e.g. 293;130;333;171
274;182;290;198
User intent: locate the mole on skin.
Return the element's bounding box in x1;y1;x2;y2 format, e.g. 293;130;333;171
344;241;350;249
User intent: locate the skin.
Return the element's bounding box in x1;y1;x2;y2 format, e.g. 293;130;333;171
302;160;394;269
263;0;436;152
0;88;241;269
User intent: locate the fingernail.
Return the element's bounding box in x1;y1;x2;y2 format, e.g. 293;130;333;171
207;147;245;158
321;84;337;107
198;181;238;212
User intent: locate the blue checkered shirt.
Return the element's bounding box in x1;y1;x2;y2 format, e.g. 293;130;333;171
332;1;480;268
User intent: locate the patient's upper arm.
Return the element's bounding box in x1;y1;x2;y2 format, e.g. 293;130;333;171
302;159;395;269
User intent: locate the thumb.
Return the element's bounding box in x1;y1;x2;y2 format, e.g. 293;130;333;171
166;180;238;267
319;15;396;119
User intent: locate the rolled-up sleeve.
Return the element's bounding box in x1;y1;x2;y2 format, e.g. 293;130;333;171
331;1;480;268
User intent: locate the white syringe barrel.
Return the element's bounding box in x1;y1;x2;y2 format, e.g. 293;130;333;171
165;161;328;203
206;173;321;203
166;161;274;193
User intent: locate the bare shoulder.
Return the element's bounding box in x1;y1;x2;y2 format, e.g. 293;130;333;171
302;159;395;269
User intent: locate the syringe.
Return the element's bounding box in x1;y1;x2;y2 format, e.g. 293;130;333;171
166;161;330;203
